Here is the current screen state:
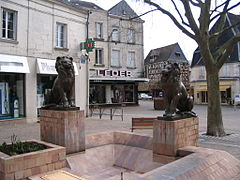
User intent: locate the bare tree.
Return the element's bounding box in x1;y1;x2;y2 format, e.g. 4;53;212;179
142;0;240;136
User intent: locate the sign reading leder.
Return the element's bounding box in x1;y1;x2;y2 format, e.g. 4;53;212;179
97;69;132;77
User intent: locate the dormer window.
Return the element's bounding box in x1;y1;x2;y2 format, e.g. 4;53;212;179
175;52;181;57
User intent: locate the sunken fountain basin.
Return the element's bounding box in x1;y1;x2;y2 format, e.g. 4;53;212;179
63;131;240;180
0;140;66;180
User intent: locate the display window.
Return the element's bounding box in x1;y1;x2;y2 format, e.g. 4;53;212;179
37;75;57;108
112;84;135;103
0;73;25;120
89;85;106;104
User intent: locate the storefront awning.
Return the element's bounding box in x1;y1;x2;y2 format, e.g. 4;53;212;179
196;85;231;91
37;58;78;75
90;77;149;83
0;54;30;73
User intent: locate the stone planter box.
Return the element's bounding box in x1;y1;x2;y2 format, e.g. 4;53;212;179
0;140;66;180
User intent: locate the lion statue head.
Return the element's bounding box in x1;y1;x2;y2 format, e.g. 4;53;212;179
55;56;74;78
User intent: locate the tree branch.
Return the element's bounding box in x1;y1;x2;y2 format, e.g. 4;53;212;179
210;0;228;16
181;0;200;35
210;1;240;22
216;33;240;69
144;0;196;40
170;0;190;27
189;0;202;7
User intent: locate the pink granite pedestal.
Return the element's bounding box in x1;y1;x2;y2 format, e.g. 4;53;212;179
153;117;199;157
40;109;85;154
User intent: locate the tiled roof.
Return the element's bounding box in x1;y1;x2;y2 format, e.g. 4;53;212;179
56;0;105;11
191;13;240;68
108;0;143;21
144;43;188;64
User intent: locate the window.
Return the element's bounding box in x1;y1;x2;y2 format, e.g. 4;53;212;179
111;28;119;42
127;51;136;68
127;29;135;43
199;66;205;79
95;49;103;65
56;23;67;48
96;23;103;39
1;8;17;40
111;50;120;67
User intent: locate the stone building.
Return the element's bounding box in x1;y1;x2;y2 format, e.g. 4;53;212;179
0;0;88;121
86;0;147;106
191;13;240;104
144;43;190;97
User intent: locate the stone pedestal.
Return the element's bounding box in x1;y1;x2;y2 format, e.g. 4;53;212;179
153;117;199;156
40;109;85;154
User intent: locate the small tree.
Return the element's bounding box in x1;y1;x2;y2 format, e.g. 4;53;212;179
142;0;240;136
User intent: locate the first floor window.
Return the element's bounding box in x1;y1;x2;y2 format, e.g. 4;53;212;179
112;28;119;42
96;22;103;39
111;50;120;67
56;23;67;48
127;51;136;68
95;49;103;65
2;8;17;40
127;29;135;43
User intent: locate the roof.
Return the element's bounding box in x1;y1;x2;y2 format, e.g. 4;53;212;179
144;43;188;65
108;0;143;22
191;13;240;68
56;0;104;11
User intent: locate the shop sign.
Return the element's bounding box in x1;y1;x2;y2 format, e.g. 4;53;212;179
0;54;30;73
37;58;79;75
97;69;132;77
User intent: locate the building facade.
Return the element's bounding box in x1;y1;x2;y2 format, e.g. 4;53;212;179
0;0;88;121
191;13;240;104
87;0;147;106
144;43;190;97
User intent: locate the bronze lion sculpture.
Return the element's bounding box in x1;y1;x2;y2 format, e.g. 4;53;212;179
161;63;195;118
44;56;75;108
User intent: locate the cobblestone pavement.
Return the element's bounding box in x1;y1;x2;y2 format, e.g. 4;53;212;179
0;100;240;160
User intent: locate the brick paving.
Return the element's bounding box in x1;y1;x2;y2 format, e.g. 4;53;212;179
0;100;240;160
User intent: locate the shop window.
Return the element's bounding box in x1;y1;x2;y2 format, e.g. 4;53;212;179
111;84;135;103
37;75;57;109
1;8;17;40
96;22;103;39
111;50;120;67
89;85;106;104
201;91;208;103
0;73;25;119
56;23;67;48
127;29;135;43
95;49;103;65
127;51;136;68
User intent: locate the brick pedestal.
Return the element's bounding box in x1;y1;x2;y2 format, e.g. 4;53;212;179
40;109;85;154
153;117;199;156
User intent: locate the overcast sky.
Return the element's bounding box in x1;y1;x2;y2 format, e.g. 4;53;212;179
82;0;239;61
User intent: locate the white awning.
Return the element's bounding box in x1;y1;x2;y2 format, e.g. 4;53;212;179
0;54;30;73
37;58;79;75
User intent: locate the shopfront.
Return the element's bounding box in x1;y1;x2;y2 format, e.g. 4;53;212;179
0;54;29;120
90;69;148;106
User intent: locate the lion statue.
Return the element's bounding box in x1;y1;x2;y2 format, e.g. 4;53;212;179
44;56;75;108
161;63;195;118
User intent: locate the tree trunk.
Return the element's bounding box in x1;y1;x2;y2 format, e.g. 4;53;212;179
206;69;226;137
